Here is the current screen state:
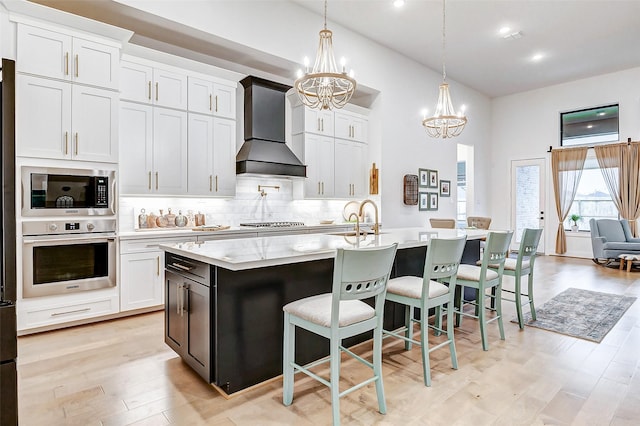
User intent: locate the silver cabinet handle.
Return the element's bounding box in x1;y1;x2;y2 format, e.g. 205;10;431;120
177;282;182;315
148;172;152;190
317;118;321;132
209;175;213;192
51;307;90;317
215;95;218;112
318;181;321;195
64;52;69;76
215;175;219;192
321;181;324;195
64;131;68;155
155;82;159;102
148;81;152;100
155;172;159;190
209;94;213;111
75;54;79;78
75;133;79;156
157;256;160;276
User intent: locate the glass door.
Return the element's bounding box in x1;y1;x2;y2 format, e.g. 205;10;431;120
511;158;545;252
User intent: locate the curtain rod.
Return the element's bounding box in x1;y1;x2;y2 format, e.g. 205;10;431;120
547;138;633;153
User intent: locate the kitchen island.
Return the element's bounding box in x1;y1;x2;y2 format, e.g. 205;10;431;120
161;227;488;395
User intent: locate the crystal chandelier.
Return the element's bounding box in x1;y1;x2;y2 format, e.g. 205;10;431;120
422;0;467;138
294;0;356;110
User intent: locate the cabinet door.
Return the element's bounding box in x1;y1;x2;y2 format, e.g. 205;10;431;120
72;85;118;163
120;251;164;311
212;117;237;196
153;108;188;194
17;24;71;81
212;82;236;119
165;271;186;351
72;37;119;89
188;77;213;115
185;280;211;379
187;113;214;195
153;68;187;110
120;61;153;103
304;134;334;198
16;75;71;159
119;102;153;194
334;139;367;198
334;111;368;142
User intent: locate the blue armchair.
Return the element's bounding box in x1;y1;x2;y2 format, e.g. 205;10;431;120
589;218;640;264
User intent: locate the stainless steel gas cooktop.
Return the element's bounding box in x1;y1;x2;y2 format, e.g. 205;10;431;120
239;221;305;228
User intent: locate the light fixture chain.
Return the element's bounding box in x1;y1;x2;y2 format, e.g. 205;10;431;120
324;0;327;30
442;0;446;81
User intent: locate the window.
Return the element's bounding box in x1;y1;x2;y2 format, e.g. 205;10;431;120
561;104;619;147
567;151;618;231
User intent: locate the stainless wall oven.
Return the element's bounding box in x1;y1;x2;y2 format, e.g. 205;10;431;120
22;219;116;298
22;166;115;217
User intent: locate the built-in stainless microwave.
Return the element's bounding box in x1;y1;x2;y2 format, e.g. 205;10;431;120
21;166;116;217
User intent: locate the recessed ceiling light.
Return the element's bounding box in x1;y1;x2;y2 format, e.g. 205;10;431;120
531;53;544;62
393;0;405;7
503;30;523;40
499;27;511;35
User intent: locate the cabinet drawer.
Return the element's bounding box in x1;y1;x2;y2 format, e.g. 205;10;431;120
21;295;119;329
120;236;196;254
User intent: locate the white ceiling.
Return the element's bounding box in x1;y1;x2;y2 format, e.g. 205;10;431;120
291;0;640;97
26;0;640;98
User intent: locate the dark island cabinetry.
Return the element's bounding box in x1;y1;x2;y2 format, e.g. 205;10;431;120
165;253;213;383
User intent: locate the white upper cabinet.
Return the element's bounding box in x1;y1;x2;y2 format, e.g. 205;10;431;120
334;138;368;198
120;59;188;110
16;74;118;163
188;76;237;119
187;114;236;196
334;110;368;143
292;105;334;136
17;23;119;90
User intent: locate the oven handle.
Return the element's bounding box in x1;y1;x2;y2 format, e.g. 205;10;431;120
23;236;117;245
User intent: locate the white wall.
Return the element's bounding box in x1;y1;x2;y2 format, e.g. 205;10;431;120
490;67;640;257
113;0;493;228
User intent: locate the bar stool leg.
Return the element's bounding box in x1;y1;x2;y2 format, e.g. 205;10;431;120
620;258;625;271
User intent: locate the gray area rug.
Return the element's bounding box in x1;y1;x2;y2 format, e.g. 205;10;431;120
514;288;637;343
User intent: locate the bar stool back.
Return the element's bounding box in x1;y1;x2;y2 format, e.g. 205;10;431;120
282;243;398;425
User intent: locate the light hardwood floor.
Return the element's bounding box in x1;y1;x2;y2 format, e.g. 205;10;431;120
17;255;640;425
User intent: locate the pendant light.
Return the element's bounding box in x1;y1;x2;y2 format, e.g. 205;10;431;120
294;0;356;110
422;0;467;138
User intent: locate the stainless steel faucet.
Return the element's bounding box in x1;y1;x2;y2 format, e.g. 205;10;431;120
358;199;380;235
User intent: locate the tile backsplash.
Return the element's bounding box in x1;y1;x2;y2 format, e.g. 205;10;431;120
118;176;379;231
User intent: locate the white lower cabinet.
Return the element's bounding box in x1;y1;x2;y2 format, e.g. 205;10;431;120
119;236;196;311
120;250;164;311
17;288;119;332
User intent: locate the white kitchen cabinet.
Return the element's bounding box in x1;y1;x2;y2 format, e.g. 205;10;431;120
16;74;118;162
334;139;368;198
119;102;153;194
120;60;187;110
119;102;187;194
293;133;335;198
188;76;236;119
120;250;164;311
119;236;197;312
17;23;119;90
334;110;368;142
154;108;188;194
292;104;334;136
187;113;236;196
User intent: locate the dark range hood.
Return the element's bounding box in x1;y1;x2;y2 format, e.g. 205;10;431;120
236;76;306;178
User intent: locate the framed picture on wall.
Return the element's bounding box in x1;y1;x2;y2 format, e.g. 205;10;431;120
428;170;438;188
419;192;429;211
418;169;429;188
440;179;451;197
428;192;439;210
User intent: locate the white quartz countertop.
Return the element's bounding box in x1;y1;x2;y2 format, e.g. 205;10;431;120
119;223;355;240
160;227;489;271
